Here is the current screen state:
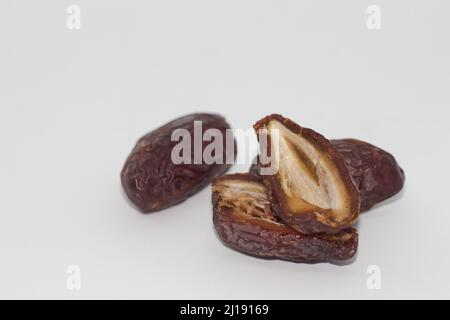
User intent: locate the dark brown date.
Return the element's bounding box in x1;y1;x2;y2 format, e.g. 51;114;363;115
330;139;405;211
253;114;360;234
212;174;358;263
121;113;236;213
250;139;405;213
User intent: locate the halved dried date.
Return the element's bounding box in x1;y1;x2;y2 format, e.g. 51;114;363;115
253;114;360;234
212;174;358;263
121;113;236;213
251;139;405;213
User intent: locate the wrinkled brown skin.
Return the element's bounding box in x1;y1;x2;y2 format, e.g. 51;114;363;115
250;139;405;213
254;114;360;234
212;174;358;263
121;113;236;213
330;139;405;211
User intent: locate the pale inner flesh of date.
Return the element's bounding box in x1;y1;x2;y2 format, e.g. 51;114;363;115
266;120;356;223
213;177;280;223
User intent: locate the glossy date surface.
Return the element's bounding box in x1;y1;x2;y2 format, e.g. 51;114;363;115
122;113;235;213
212;174;358;263
330;139;405;211
250;139;405;213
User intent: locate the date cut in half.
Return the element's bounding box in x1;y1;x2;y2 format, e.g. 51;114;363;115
254;114;360;234
212;174;358;263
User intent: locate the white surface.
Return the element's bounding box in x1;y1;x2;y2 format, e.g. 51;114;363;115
1;0;449;299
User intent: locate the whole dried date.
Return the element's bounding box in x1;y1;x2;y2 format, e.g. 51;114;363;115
121;113;236;213
212;174;358;263
330;139;405;211
251;139;405;213
253;114;360;234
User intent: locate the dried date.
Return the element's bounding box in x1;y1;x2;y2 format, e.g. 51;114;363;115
121;113;236;213
330;139;405;211
251;139;405;213
212;174;358;263
253;114;360;234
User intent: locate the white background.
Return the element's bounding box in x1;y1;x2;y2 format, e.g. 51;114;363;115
1;0;449;299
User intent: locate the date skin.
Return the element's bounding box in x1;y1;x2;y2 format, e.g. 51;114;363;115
251;139;405;213
121;113;236;213
212;174;358;263
330;139;405;211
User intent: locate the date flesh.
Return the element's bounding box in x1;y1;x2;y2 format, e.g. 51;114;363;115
251;139;405;213
121;113;235;213
254;114;360;234
212;174;358;263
